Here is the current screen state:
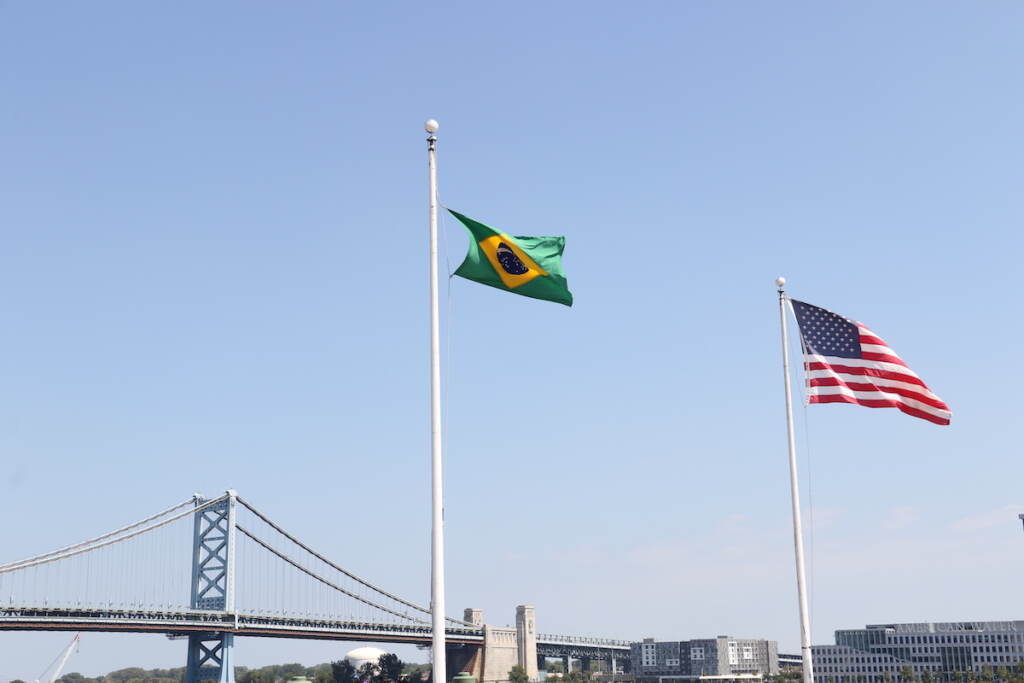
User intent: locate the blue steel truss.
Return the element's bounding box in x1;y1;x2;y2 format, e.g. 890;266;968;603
186;492;237;683
190;495;235;611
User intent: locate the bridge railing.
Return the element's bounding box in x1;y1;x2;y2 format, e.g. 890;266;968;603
0;607;485;641
537;633;632;648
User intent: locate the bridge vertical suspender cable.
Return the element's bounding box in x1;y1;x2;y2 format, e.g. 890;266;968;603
0;497;197;572
234;496;472;626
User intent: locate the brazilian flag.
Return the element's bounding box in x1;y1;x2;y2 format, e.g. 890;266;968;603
449;210;573;307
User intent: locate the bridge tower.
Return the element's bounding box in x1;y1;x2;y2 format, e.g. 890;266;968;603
516;606;538;681
185;491;237;683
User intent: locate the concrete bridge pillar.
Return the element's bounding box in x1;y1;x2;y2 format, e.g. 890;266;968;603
563;656;572;674
447;642;484;682
473;606;540;683
516;606;539;681
479;624;519;683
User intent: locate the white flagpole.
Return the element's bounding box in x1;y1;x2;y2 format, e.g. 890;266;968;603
426;119;447;683
776;276;815;683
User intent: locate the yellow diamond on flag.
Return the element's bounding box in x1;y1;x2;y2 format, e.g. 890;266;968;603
477;235;548;289
450;209;573;306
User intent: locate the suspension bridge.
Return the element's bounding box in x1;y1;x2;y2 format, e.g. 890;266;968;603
0;491;630;683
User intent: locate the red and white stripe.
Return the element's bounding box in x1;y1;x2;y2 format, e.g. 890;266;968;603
803;324;951;426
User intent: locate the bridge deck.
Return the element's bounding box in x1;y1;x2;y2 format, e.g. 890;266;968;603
0;608;483;645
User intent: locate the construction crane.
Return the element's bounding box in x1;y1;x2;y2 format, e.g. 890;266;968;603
35;633;80;683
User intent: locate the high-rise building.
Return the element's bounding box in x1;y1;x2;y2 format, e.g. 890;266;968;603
630;636;779;682
813;620;1024;683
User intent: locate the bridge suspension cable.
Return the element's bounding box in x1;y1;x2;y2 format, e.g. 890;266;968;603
236;496;473;627
0;496;198;573
0;495;228;575
235;525;426;624
0;491;480;630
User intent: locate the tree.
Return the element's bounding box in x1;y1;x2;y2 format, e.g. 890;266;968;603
378;654;404;683
332;660;358;683
11;679;27;683
403;664;431;681
901;667;916;683
357;662;380;683
996;668;1009;683
982;667;994;682
510;665;530;683
884;672;895;683
922;671;933;683
236;664;309;683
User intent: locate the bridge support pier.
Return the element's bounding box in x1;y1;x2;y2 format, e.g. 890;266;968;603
516;606;538;681
471;605;539;683
219;634;235;683
447;642;483;682
185;633;235;683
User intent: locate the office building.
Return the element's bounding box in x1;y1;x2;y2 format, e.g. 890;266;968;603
813;620;1024;683
631;636;779;682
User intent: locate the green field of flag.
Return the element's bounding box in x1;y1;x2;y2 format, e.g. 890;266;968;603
449;209;573;307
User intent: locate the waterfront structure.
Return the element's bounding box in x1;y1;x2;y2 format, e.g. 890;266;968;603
812;621;1024;683
630;637;779;682
0;490;630;683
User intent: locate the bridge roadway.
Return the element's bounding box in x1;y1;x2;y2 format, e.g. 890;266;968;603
0;608;631;660
536;633;631;661
0;607;483;645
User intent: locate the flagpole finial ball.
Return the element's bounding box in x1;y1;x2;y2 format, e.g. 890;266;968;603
424;119;439;134
775;276;786;289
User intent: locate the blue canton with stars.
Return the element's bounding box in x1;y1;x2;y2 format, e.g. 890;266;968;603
790;299;862;359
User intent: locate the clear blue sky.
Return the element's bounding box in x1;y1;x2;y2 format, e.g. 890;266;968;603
2;1;1022;679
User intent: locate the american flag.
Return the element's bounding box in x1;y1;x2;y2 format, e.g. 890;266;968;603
789;299;951;425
